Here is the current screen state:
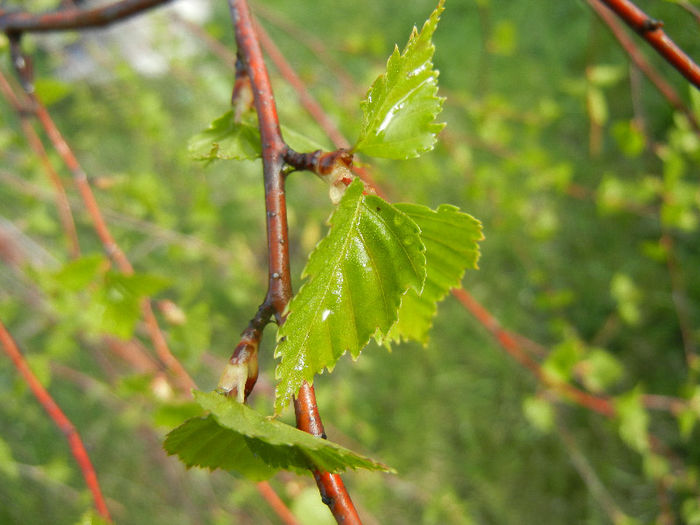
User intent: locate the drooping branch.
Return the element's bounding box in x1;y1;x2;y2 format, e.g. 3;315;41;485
228;1;362;522
0;320;112;521
0;69;81;258
597;0;700;88
588;0;700;132
6;39;196;395
0;0;171;34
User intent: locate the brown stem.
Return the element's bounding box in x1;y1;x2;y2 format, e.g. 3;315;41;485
253;18;350;149
596;0;700;88
256;482;301;525
295;383;362;525
451;289;617;417
0;320;112;521
588;0;700;133
8;39;196;394
229;0;361;522
0;69;81;258
0;0;171;34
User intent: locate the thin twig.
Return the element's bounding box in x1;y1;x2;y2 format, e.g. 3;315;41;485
7;40;196;394
229;0;361;521
253;18;349;149
0;69;81;258
451;288;617;417
0;0;171;33
597;0;700;88
0;320;112;521
256;482;301;525
588;0;700;133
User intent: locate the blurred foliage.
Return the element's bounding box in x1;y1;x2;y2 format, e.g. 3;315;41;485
1;0;699;524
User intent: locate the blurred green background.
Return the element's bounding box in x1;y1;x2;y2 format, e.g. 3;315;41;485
1;0;699;523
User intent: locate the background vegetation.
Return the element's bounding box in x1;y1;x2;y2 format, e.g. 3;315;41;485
1;0;699;523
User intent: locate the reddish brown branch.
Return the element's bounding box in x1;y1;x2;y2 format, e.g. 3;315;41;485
0;320;112;521
0;0;171;34
451;289;617;418
256;482;301;525
7;40;195;394
0;69;81;258
597;0;700;88
588;0;700;133
295;383;362;525
229;0;361;521
253;18;350;150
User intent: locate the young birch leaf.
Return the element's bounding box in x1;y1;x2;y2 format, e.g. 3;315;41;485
274;179;426;412
354;0;445;159
188;111;261;161
189;111;327;162
164;391;393;480
388;204;483;344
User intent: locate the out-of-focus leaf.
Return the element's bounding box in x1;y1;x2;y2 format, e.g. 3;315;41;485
34;78;72;106
0;437;18;479
522;396;554;433
354;0;445;159
578;348;624;393
90;272;170;339
274;179;426;412
53;255;105;292
542;339;583;384
615;386;649;453
74;510;111;525
388;203;482;344
164;391;393;480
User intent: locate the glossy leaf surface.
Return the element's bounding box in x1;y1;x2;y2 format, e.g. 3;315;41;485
274;180;426;412
164;391;392;480
388;204;482;344
354;0;445;159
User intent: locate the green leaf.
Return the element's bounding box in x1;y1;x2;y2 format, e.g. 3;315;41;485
388;203;482;344
34;77;72;106
579;348;624;393
91;272;170;339
0;437;19;479
53;254;105;292
274;179;426;412
189;111;326;162
164;391;393;480
188;111;261;161
615;386;649;453
354;0;445;159
74;510;111;525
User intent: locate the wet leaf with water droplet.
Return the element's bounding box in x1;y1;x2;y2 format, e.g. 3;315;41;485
354;0;445;159
274;179;426;412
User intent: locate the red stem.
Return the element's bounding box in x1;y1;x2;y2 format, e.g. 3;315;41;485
588;0;700;133
7;40;196;394
253;18;350;150
0;0;171;33
0;69;81;258
0;320;112;521
598;0;700;88
229;0;362;522
451;289;617;418
256;481;301;525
